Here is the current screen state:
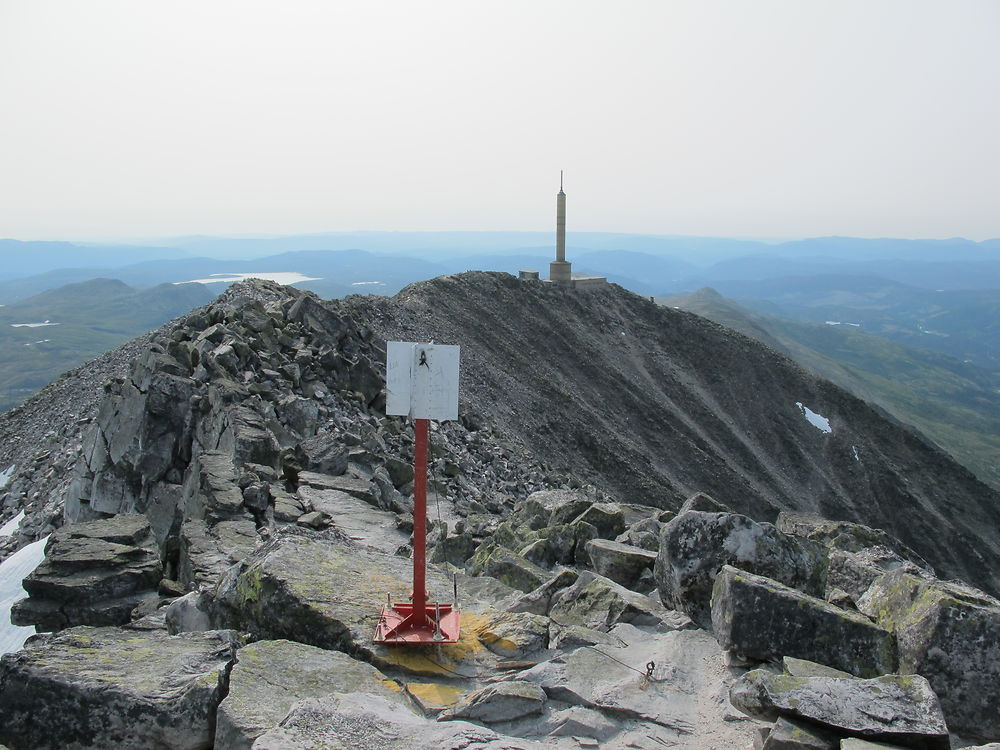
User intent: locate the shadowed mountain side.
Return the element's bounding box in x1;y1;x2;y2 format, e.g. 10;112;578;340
663;288;1000;491
343;272;1000;596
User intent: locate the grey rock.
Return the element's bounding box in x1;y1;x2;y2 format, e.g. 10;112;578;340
776;512;932;573
11;514;162;631
585;538;656;589
165;591;212;634
572;502;626;538
857;569;1000;740
762;716;841;749
655;510;828;629
181;451;247;522
178;518;259;589
540;706;618;740
482;550;552;593
293;433;348;476
712;566;896;677
215;639;402;750
729;668;949;750
250;692;546;750
0;626;238;750
827;546;931;601
549;571;674;631
208;528;468;661
679;491;730;514
438;680;546;724
507;568;579;615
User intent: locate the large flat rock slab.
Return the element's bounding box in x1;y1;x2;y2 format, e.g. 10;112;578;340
521;623;759;747
209;527;509;676
250;693;548;750
216;639;404;750
296;485;407;555
0;626;238;750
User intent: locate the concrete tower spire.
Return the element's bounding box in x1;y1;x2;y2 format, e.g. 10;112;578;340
549;171;572;284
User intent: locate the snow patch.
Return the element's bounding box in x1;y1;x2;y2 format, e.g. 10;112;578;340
10;321;59;328
351;281;386;287
0;465;13;490
0;511;23;537
795;402;832;434
0;535;49;655
851;445;860;462
174;272;322;285
824;321;860;327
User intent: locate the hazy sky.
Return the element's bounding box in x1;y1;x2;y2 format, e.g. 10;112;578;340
1;1;998;241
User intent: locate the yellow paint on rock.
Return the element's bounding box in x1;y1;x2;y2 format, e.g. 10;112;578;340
405;682;464;707
373;612;493;677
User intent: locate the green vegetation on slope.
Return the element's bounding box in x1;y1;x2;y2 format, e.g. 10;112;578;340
0;279;214;412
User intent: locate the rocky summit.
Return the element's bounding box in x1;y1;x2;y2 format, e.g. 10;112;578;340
1;273;1000;749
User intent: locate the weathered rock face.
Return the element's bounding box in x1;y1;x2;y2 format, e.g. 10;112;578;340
857;569;1000;740
215;639;403;750
0;626;238;750
655;510;828;629
438;680;547;724
711;566;896;678
249;693;547;750
11;514;162;631
730;668;950;750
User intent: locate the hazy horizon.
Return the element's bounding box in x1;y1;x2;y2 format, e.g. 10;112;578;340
2;1;999;241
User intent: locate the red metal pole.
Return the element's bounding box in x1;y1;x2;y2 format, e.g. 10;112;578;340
412;418;428;623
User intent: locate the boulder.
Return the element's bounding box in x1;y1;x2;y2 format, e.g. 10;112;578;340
585;538;656;590
539;706;619;741
165;591;212;633
11;514;162;631
507;568;579;616
548;571;674;631
215;639;402;750
827;546;931;601
776;512;932;572
711;566;896;677
655;510;827;629
679;491;730;514
857;569;1000;740
761;717;841;749
467;610;549;658
729;669;949;750
572;502;626;538
0;626;238;750
298;471;377;505
479;549;552;593
293;433;348;476
438;680;546;724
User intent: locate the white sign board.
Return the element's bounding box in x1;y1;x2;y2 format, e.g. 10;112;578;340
385;342;460;421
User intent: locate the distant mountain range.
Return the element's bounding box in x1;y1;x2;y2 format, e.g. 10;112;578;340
1;234;997;470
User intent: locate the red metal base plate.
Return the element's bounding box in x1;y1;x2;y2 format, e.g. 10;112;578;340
373;602;461;644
